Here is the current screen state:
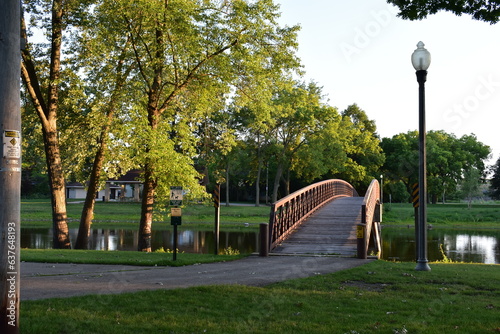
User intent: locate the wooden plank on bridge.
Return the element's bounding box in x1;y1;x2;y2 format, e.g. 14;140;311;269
272;197;364;256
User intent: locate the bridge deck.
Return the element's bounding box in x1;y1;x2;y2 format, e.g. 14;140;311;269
272;197;364;256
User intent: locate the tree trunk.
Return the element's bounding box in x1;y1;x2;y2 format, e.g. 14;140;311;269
255;155;262;207
272;162;283;203
20;2;71;249
431;193;437;205
43;123;71;249
138;164;155;252
75;137;106;249
284;168;290;196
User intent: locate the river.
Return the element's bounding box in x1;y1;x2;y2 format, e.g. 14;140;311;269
21;227;500;264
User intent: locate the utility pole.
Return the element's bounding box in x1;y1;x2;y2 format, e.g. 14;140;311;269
0;0;22;332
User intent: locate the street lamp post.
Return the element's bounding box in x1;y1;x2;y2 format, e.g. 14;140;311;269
411;41;431;271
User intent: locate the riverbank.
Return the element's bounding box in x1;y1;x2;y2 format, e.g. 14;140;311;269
383;202;500;228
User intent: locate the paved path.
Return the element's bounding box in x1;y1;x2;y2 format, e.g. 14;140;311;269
21;255;372;300
273;197;364;256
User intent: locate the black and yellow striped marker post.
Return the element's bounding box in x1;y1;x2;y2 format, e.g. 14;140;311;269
412;183;419;208
412;183;419;261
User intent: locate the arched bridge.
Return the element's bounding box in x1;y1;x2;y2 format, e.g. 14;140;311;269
261;179;382;259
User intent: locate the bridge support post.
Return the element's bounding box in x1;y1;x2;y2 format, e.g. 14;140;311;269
259;223;269;257
357;205;367;259
357;223;367;259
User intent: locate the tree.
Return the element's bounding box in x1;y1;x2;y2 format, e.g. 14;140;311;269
232;103;276;206
381;130;490;202
89;0;300;251
292;104;346;183
460;167;483;208
380;131;419;200
70;34;134;249
268;81;330;202
488;156;500;199
337;104;385;190
20;0;89;249
387;0;500;24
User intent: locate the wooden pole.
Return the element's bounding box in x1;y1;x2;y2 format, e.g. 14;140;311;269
0;1;22;332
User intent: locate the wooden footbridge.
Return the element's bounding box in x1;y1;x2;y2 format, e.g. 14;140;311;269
260;179;382;259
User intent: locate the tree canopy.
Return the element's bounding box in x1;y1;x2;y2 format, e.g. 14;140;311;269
381;130;491;202
489;156;500;199
387;0;500;24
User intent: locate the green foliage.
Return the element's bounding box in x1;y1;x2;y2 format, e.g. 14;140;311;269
154;247;184;254
387;0;500;24
460;167;483;208
489;156;500;199
220;246;241;256
337;104;385;188
381;130;491;202
437;244;453;263
383;203;500;227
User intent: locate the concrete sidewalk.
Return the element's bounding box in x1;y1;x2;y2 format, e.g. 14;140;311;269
21;255;372;300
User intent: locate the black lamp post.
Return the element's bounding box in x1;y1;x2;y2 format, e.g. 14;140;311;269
411;41;431;271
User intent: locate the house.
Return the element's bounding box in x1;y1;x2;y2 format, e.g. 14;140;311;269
66;170;143;202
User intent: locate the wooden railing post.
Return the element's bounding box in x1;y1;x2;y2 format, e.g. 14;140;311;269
357;205;367;259
259;223;269;257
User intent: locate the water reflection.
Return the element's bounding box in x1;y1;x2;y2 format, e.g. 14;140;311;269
382;228;500;264
446;234;498;264
21;228;259;254
21;227;500;264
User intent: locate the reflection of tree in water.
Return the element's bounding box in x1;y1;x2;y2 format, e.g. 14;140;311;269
382;228;500;264
21;228;259;254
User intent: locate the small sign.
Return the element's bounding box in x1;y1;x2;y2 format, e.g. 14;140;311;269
356;225;364;238
171;216;182;226
3;130;21;159
171;208;182;217
170;186;183;206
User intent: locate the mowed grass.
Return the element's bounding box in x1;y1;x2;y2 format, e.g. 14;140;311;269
21;260;500;334
21;199;269;230
383;202;500;228
20;248;246;266
23;200;500;230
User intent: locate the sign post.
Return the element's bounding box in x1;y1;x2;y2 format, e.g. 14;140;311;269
1;1;21;332
213;184;220;255
170;187;183;261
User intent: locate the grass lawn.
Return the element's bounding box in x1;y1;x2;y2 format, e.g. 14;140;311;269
21;260;500;334
383;202;500;228
20;248;246;266
22;199;500;230
21;199;269;230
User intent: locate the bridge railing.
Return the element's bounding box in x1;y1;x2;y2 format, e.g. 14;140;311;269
267;179;359;251
357;179;382;259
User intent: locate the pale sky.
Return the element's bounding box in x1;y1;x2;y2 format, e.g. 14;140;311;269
276;0;500;166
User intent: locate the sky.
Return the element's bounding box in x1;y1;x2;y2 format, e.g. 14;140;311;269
275;0;500;166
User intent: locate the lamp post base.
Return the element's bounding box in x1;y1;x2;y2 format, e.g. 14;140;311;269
415;260;431;271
